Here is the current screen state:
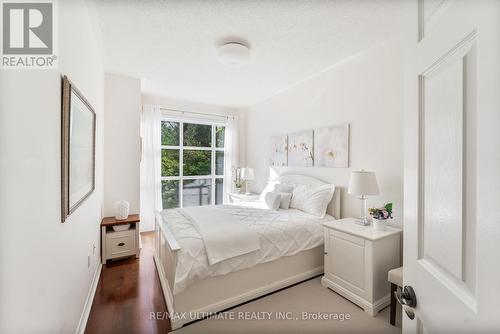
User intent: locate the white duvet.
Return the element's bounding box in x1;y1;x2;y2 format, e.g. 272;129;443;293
160;201;334;294
179;206;260;265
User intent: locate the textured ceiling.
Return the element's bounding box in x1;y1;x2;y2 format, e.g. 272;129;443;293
95;0;407;108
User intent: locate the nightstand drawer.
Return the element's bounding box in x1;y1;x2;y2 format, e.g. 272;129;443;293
330;230;365;247
106;232;136;258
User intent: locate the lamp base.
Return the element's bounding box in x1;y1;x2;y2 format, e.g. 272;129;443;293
355;196;370;226
244;180;251;195
355;218;371;226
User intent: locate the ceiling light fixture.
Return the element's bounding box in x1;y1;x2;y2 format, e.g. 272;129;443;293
217;42;251;66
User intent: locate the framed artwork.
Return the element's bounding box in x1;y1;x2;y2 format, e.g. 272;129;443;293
287;130;313;167
314;124;349;168
61;75;96;223
269;135;288;167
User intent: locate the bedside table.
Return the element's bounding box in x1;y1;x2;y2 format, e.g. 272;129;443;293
228;192;259;203
321;218;401;316
101;214;140;264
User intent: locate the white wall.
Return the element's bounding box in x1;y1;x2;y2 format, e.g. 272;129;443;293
104;74;141;217
142;93;241;117
245;40;404;224
0;0;104;332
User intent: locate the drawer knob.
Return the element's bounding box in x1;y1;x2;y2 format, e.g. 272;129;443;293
118;242;125;246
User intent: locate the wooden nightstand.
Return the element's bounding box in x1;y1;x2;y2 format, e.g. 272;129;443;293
322;218;401;316
101;214;140;264
228;192;259;203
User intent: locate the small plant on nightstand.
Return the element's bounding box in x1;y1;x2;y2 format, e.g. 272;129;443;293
233;167;243;193
369;203;393;230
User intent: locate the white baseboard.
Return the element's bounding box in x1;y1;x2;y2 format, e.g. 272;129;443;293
76;262;102;334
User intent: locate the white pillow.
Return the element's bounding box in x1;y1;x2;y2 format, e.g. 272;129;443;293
290;185;310;209
280;193;292;209
264;191;281;210
290;184;335;218
259;180;279;201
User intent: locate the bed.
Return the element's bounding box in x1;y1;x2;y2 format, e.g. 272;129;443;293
153;174;341;330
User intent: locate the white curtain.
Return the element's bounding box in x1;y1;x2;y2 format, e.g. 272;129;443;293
140;104;162;231
223;115;239;203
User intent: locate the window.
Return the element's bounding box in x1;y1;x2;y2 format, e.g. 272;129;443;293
161;120;225;209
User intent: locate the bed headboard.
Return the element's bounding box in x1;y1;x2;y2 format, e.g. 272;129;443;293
278;174;341;219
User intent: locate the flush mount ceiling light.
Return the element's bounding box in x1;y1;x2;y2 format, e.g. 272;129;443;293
217;42;251;66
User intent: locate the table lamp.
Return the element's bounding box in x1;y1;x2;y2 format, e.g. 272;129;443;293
240;167;255;195
348;170;380;226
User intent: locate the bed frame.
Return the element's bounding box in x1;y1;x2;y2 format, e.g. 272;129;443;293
153;174;341;330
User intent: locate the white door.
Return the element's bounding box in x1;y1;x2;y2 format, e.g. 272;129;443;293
403;0;500;333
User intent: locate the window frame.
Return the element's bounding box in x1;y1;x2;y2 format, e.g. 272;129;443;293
160;117;225;208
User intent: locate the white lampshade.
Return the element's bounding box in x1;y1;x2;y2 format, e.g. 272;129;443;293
348;170;379;196
241;167;255;180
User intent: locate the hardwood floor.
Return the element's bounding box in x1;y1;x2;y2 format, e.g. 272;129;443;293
85;232;171;334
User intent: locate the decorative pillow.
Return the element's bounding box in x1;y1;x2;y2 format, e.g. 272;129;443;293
259;180;279;201
280;193;292;209
264;191;281;211
290;184;335;218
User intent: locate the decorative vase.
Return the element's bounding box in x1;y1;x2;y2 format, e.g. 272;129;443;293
115;201;130;220
235;186;242;194
372;218;386;231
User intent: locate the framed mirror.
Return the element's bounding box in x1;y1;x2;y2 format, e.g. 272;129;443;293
61;75;96;223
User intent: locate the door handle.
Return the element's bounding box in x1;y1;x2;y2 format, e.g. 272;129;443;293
395;286;417;320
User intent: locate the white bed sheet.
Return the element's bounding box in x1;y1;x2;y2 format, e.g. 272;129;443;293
160;201;335;294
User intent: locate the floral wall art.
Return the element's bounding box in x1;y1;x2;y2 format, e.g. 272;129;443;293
269;124;350;169
269;135;288;167
287;130;314;167
313;124;349;168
